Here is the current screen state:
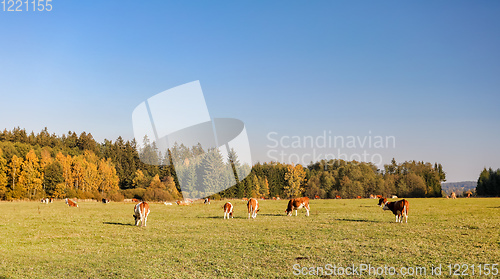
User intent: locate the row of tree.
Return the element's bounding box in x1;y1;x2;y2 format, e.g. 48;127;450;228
218;158;445;200
0;128;448;201
476;168;500;196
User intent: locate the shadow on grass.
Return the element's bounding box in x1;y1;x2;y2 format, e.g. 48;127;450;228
260;213;286;217
195;216;248;219
334;218;381;223
487;206;500;209
103;222;134;226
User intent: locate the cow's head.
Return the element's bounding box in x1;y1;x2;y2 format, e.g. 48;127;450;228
377;198;387;207
133;214;140;225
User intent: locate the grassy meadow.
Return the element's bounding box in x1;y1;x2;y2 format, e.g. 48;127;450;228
0;198;499;278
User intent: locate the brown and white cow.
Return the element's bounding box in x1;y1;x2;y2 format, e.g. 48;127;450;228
223;202;234;219
176;200;190;206
285;197;310;216
247;198;259;219
378;198;409;223
133;202;150;227
65;198;78;207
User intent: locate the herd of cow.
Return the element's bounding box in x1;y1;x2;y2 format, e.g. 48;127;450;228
126;196;409;227
55;195;409;227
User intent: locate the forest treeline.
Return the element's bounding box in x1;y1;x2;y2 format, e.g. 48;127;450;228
477;168;500;197
0;127;447;201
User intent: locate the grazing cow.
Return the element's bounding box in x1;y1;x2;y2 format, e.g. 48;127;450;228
49;198;53;203
450;192;456;199
164;202;173;206
223;202;234;219
335;195;341;199
176;200;190;206
285;197;310;216
204;198;211;204
357;196;362;199
41;198;48;204
276;197;280;200
391;195;398;199
132;198;139;203
133;202;150;227
65;198;78;207
378;198;409;223
102;198;110;204
242;198;248;201
247;198;259;219
376;195;383;199
369;194;375;199
314;195;320;199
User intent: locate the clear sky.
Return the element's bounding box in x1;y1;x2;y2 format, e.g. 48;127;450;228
1;1;499;182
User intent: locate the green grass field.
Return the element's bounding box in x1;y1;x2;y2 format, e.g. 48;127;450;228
0;198;499;278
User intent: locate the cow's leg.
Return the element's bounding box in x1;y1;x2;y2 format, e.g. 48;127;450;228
295;209;298;216
305;204;310;216
395;215;399;223
142;210;148;227
403;205;408;223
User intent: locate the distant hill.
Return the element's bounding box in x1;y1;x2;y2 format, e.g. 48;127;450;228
441;181;476;196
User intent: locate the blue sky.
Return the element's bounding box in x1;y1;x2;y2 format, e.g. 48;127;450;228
1;1;499;182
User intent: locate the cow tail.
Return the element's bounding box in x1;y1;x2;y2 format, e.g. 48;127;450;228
403;199;406;213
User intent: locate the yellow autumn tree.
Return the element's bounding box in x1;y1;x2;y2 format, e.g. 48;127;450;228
19;149;43;199
40;148;53;170
259;176;270;198
72;156;84;191
82;158;99;193
8;155;23;198
98;158;119;194
52;183;66;198
132;169;149;189
250;174;260;198
56;152;73;189
0;148;8;196
284;164;307;198
144;174;168;201
39;148;53;193
164;175;181;200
